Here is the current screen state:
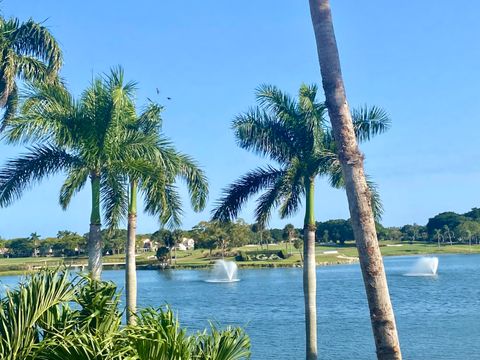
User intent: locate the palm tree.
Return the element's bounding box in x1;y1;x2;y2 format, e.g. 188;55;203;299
212;84;389;360
0;17;62;128
434;229;443;247
123;103;208;324
308;1;402;358
443;225;453;245
29;232;41;257
283;223;296;254
0;68;156;280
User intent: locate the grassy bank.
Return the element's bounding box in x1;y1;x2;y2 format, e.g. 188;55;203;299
0;241;479;276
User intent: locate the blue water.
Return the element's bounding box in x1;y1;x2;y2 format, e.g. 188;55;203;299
1;254;479;359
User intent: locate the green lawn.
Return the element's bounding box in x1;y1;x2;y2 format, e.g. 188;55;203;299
0;242;479;275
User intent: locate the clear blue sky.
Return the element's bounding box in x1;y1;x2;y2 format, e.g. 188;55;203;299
1;1;479;238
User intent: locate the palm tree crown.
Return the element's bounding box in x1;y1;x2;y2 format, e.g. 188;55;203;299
212;84;389;225
0;17;62;127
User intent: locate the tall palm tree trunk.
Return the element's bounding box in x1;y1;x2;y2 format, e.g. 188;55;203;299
303;177;317;360
88;173;102;280
308;1;402;359
126;180;138;325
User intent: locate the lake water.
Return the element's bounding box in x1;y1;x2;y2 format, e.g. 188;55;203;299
1;254;479;359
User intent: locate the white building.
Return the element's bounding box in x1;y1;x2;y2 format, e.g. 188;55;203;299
176;237;195;251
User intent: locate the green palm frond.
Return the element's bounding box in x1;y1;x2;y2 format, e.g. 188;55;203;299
142;174;184;229
233;108;295;162
352;105;391;142
0;17;62;129
4;82;78;145
195;323;251;360
212;166;285;223
0;269;74;360
100;170;128;230
278;162;305;219
175;153;208;212
15;55;50;82
0;144;78;207
136;101;163;134
59;166;89;210
11;18;62;72
128;307;193;360
366;177;384;222
255;84;298;122
0;83;18;130
254;177;283;227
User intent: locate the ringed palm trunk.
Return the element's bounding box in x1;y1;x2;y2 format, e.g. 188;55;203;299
126;180;138;325
303;177;317;360
308;1;402;358
88;172;102;280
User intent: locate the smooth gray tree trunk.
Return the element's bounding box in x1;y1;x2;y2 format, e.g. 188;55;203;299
308;1;402;359
88;224;102;280
303;226;317;360
126;212;137;325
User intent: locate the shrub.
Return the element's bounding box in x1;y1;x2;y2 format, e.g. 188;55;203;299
0;269;251;360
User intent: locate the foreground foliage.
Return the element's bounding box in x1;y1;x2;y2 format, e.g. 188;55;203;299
0;269;250;360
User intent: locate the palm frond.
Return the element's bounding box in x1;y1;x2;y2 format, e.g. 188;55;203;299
14;55;50;82
0;144;78;207
212;166;285;223
0;83;18;131
59;166;89;210
100;169;128;229
135;101;163;135
254;177;283;227
0;269;74;360
175;153;208;212
233;108;295;162
366;177;384;222
278;161;305;219
142;174;184;229
11;18;63;73
352;105;391;142
255;84;298;121
3;81;78;145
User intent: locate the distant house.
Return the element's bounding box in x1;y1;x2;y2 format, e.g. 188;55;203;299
142;238;156;252
176;237;195;251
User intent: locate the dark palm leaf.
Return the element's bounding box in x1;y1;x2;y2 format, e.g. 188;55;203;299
352;105;391;142
233;108;295;162
0;144;78;207
59;166;89;210
100;170;128;229
212;166;285;222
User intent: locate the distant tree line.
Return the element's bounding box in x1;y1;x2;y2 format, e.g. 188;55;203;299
2;207;480;258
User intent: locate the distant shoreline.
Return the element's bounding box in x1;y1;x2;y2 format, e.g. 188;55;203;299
0;242;478;277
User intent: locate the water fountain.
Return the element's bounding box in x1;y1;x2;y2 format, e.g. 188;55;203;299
206;260;239;282
405;256;439;276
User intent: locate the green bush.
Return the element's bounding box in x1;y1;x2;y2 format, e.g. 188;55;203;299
0;269;251;360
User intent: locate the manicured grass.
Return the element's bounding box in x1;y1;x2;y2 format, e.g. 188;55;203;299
0;242;479;275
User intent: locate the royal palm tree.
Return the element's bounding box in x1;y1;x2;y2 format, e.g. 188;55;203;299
283;223;296;254
0;68;156;280
212;84;389;359
308;1;402;358
0;17;62;128
443;225;453;245
29;232;40;257
123;103;208;324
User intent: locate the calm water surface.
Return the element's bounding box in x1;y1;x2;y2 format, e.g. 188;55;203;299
1;254;479;359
